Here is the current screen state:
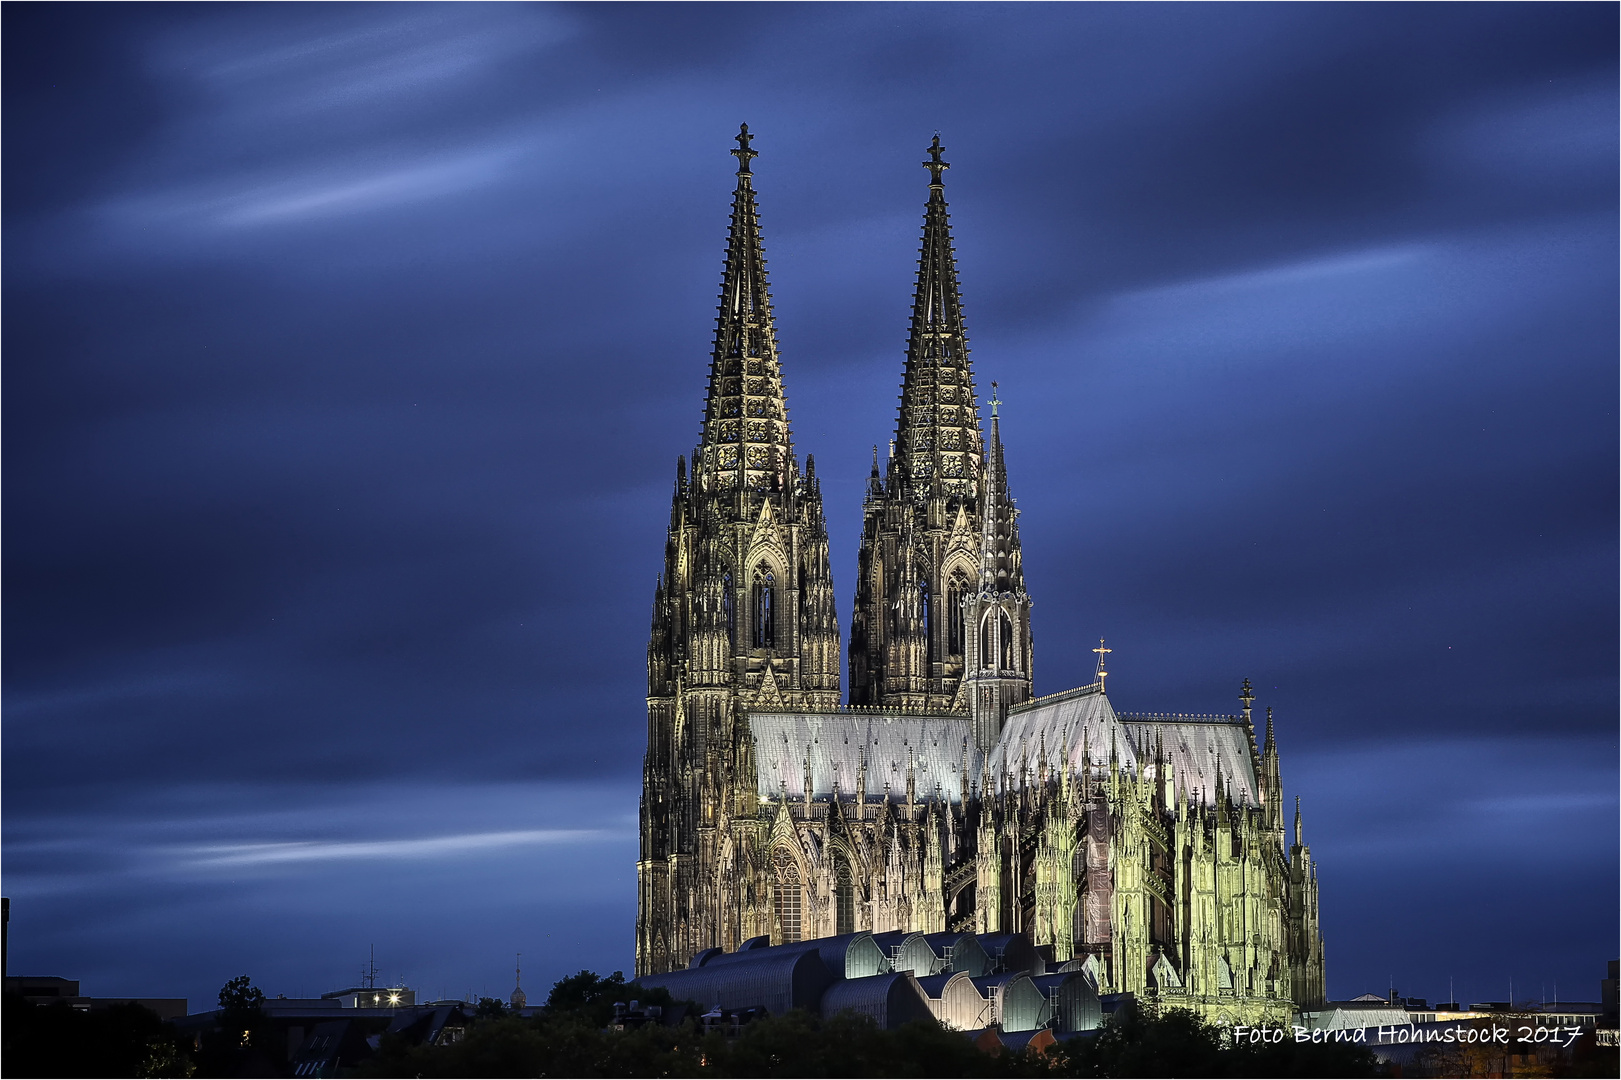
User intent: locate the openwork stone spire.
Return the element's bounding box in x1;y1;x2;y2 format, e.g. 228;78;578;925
892;135;982;503
849;136;998;711
640;126;840;978
698;124;794;494
978;384;1024;593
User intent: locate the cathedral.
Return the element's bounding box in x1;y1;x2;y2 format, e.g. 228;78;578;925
637;126;1326;1025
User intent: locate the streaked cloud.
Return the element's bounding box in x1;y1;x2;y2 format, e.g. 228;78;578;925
184;828;618;866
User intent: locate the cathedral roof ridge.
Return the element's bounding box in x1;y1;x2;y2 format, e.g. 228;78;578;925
1007;681;1103;715
1117;711;1246;725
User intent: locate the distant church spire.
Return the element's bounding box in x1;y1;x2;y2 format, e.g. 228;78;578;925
509;953;525;1009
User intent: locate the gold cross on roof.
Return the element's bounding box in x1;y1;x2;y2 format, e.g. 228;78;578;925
1093;638;1111;689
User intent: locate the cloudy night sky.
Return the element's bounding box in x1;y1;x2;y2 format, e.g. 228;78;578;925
4;3;1615;1011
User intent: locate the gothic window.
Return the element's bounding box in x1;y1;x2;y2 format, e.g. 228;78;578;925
999;611;1014;670
835;863;855;936
947;574;968;656
753;566;775;649
722;573;735;638
773;853;802;944
920;579;932;665
980;613;994;673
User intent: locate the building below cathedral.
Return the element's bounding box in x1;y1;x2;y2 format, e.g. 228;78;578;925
637;126;1326;1026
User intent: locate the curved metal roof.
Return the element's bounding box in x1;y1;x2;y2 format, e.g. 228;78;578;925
1031;971;1103;1033
701;931;890;981
915;970;993;1031
922;932;991;976
818;972;934;1031
975;932;1041;976
970;972;1050;1032
632;949;832;1015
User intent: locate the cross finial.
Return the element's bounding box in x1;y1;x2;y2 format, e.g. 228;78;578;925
731;124;758;174
990;380;1000;418
924;134;949;185
1093;638;1111;691
1239;678;1254;714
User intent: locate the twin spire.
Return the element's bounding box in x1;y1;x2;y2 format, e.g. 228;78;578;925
893;135;982;504
698;124;794;495
698;126;998;508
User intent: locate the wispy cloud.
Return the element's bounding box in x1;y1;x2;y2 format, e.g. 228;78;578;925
153;7;576;119
184;828;618;867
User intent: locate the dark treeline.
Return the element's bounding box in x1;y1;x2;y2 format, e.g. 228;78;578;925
2;992;195;1077
66;966;1621;1078
360;969;1380;1079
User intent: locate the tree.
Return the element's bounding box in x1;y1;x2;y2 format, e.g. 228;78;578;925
195;975;277;1077
2;993;195;1078
1054;1006;1377;1078
545;969;628;1023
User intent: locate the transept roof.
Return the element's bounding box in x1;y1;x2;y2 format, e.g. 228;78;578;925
1119;714;1262;806
987;684;1136;786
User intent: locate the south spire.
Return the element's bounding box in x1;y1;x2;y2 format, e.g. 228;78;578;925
849;135;992;711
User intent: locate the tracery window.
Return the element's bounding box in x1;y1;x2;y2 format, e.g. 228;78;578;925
947;573;968;656
773;852;802;943
980;613;994;673
920;579;933;665
999;611;1014;670
835;863;856;935
753;566;775;649
722;572;735;638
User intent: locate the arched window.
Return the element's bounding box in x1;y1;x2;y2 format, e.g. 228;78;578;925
999;611;1014;670
722;572;735;638
980;613;994;673
947;573;968;656
754;566;775;649
920;579;932;665
835;863;856;935
773;853;802;943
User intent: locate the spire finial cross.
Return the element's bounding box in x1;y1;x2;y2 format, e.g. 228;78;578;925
924;134;950;185
1093;638;1111;691
1239;678;1255;714
731;124;758;174
990;380;1000;418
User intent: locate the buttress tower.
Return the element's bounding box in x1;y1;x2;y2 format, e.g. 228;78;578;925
850;137;1017;715
639;126;841;975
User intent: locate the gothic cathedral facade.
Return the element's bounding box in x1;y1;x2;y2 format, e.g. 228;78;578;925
637;127;1326;1025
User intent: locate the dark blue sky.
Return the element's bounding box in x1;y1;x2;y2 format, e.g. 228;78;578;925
5;3;1615;1012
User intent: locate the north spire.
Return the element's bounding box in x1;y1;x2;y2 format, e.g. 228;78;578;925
698;124;793;495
